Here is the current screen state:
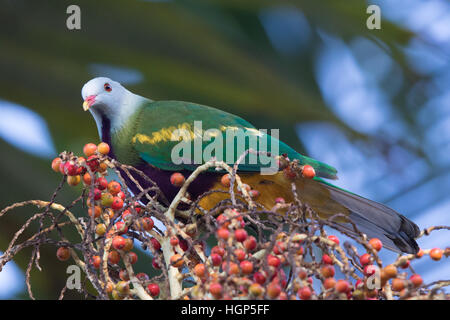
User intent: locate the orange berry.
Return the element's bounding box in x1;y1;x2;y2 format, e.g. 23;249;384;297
88;206;102;218
95;223;106;236
267;282;281;299
323;277;336;289
216;228;230;240
221;174;231;187
83;143;97;157
108;181;121;195
249;283;263;297
56;247;70;261
301;165;315;179
83;172;93;185
430;248;443;261
108;250;120;264
194;263;206;278
170;172;185;187
170;254;184;268
51;158;62;173
67;175;81;186
335;280;350;293
383;264;397;279
97;142;110;155
240;260;253;274
369;238;383;251
391;278;405;291
321;265;335;278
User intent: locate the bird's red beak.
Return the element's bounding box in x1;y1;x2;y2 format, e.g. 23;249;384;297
83;95;96;111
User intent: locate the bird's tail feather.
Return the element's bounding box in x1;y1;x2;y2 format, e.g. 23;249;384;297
320;183;420;253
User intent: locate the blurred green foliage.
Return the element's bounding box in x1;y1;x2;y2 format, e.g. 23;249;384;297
0;0;428;298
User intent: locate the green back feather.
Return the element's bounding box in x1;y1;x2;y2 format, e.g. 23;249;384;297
116;100;338;179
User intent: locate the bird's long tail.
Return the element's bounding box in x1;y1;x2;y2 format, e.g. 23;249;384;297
309;180;420;253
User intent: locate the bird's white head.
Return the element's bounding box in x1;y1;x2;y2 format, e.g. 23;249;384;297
81;77;145;137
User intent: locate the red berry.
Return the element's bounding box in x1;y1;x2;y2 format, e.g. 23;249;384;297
117;191;126;200
301;165;315;179
119;269;129;281
209;283;222;298
322;254;333;265
179;238;188;251
267;254;281;268
56;247;70;261
244;236;257;251
150;238;161;251
170;172;185;187
234;229;248;242
108;250;120;265
114;221;128;235
364;265;377;276
211;246;225;257
111;197;124;210
210;253;222;266
136;273;149;282
298;286;312;300
83;143;97;157
147;283;160;297
360;253;371;266
86;155;99;172
51;158;62;173
216;228;230;240
275;197;285;204
234;249;246;261
170;236;179;246
64;161;78;176
369;238;383;251
142;217;154;231
240;260;253;274
253;272;266;285
91;255;101;269
328;235;339;245
410;274;423;287
96;177;108;190
400;259;410;269
90;188;102;201
127;252;138;264
112;236;126;250
152;259;161;270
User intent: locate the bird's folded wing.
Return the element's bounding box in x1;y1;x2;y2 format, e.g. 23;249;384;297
131;100;338;179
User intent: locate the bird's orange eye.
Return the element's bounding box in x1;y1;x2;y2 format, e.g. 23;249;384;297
104;83;112;92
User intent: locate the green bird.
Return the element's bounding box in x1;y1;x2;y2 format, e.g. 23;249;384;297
81;77;420;253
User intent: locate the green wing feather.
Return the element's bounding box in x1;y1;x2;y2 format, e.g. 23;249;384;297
130;100;338;179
